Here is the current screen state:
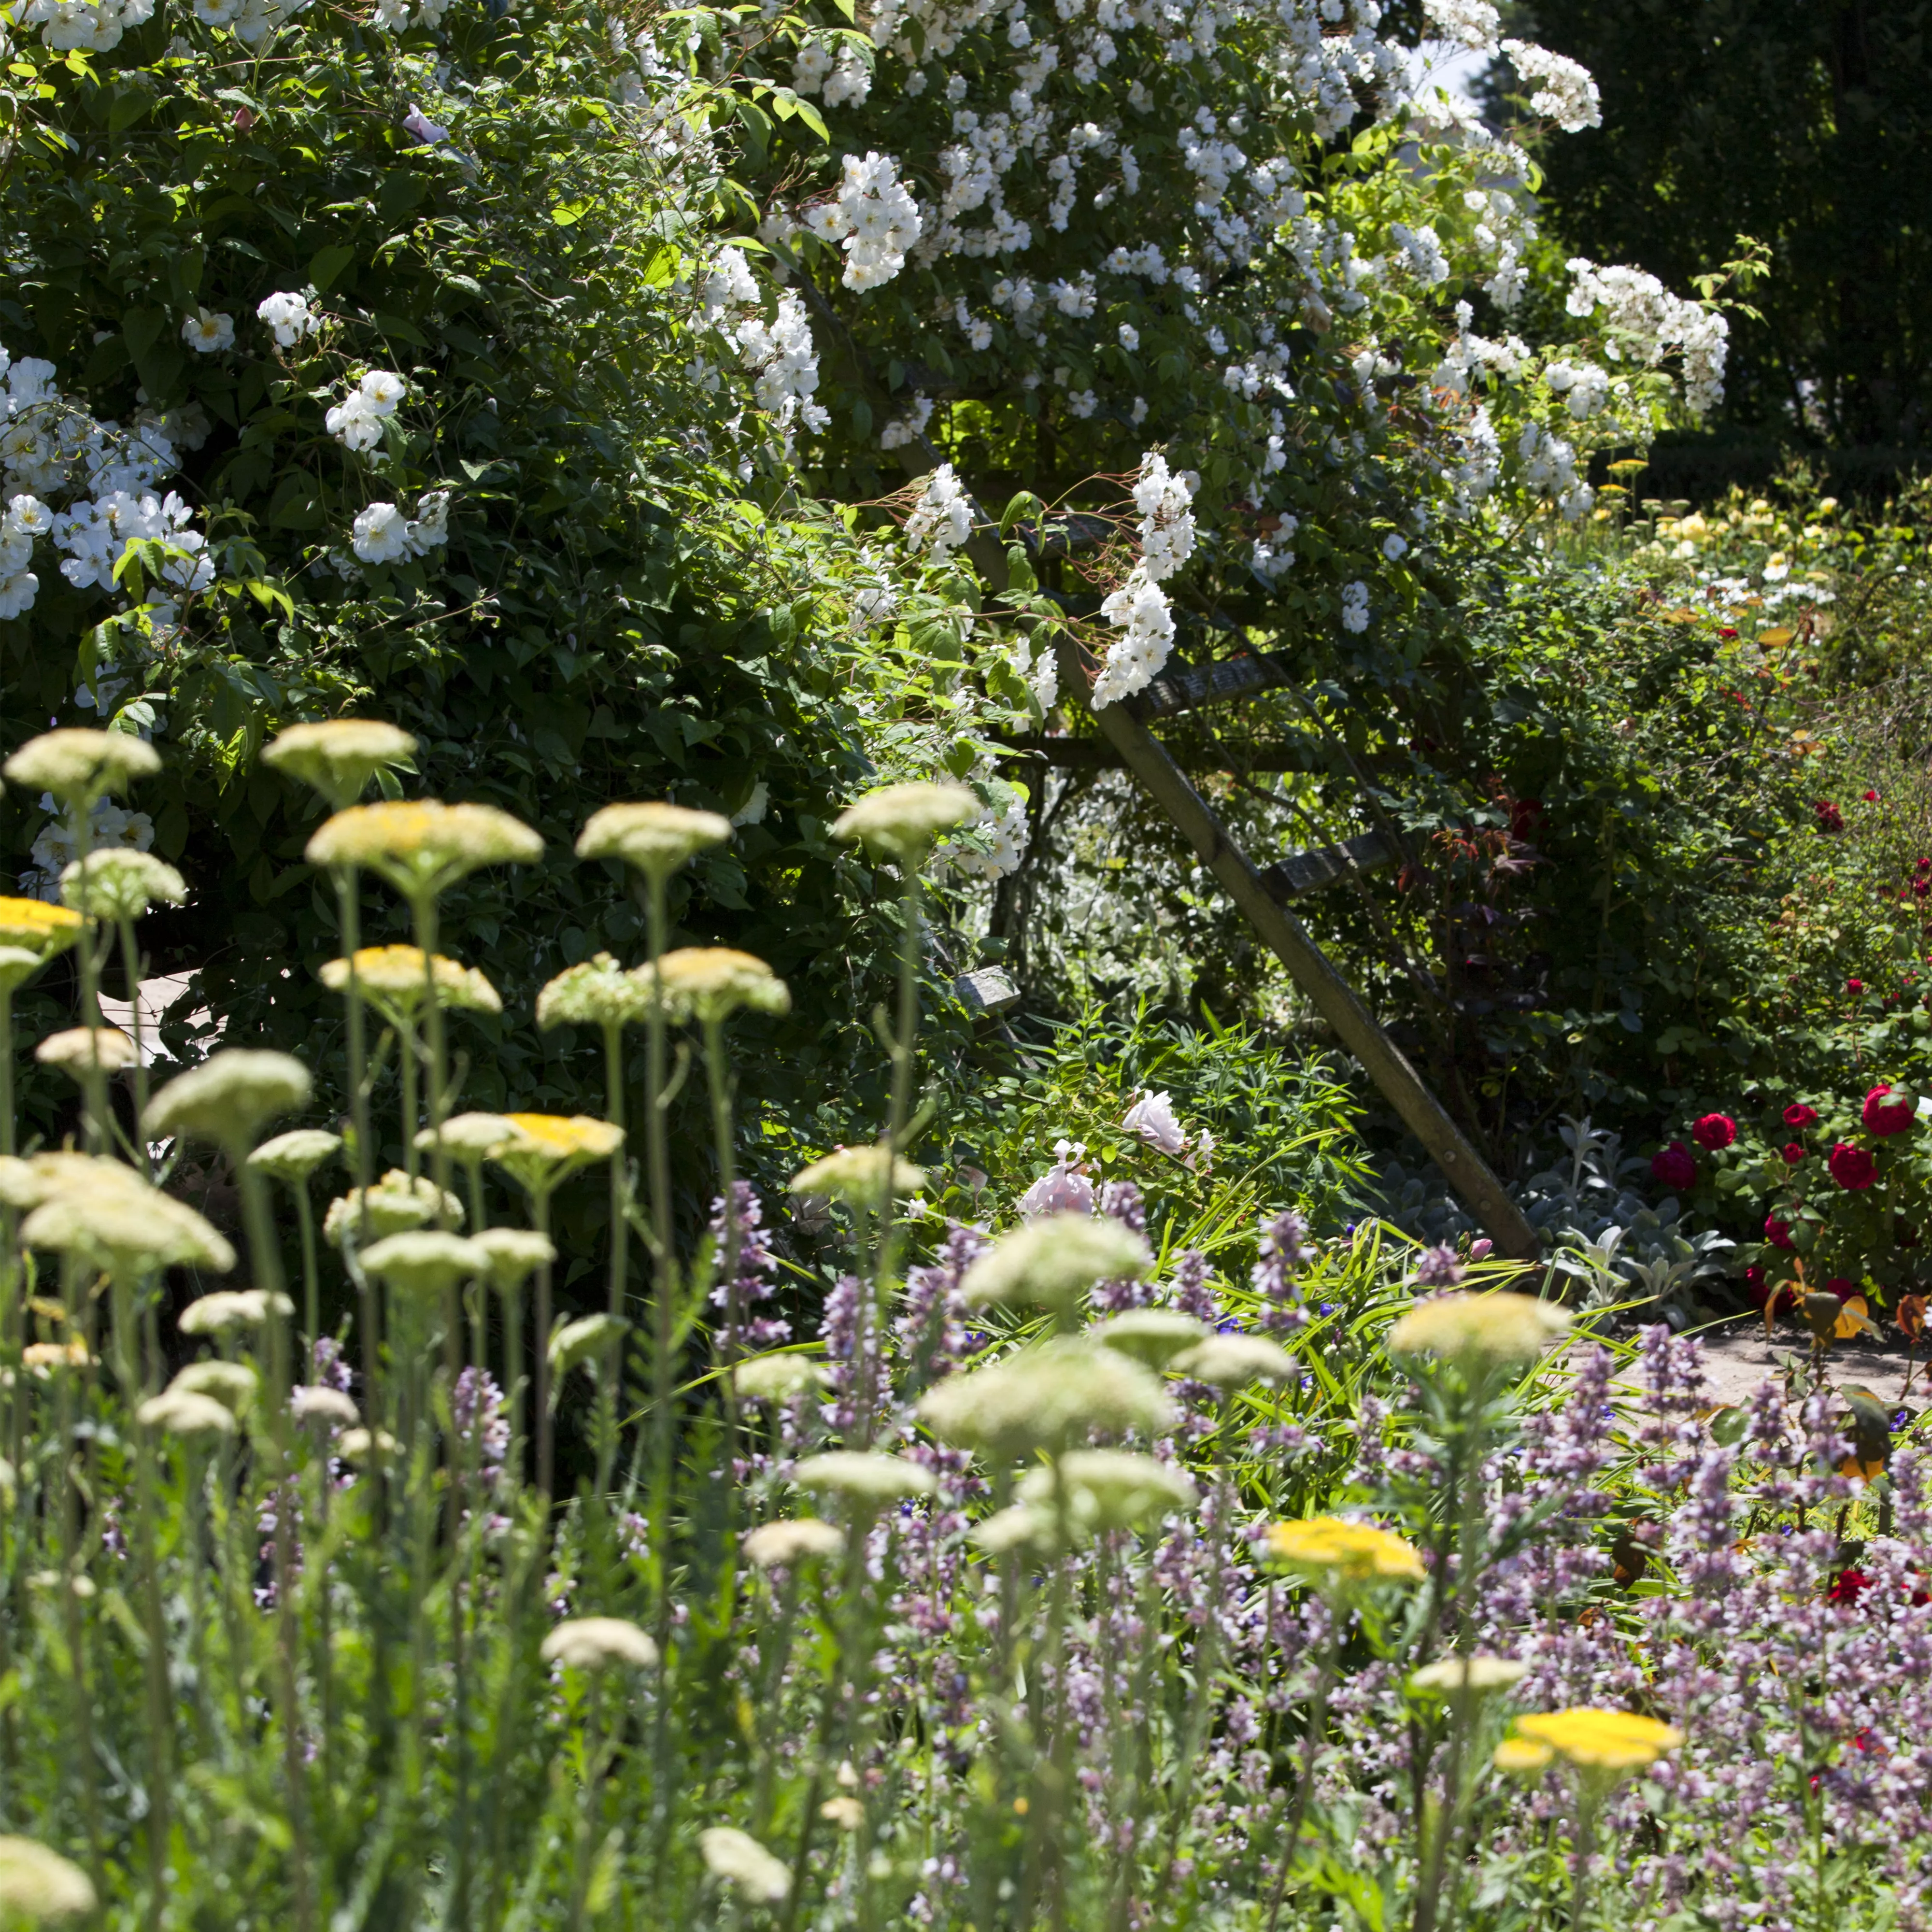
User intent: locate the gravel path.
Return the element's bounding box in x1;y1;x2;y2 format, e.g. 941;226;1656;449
1684;1317;1927;1409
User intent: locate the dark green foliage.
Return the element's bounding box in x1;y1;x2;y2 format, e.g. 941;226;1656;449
1507;0;1932;449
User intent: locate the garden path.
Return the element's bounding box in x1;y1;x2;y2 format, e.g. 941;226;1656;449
1685;1319;1926;1409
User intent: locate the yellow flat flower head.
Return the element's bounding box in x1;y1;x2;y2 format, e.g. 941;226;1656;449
305;799;541;897
1510;1707;1683;1774
0;897;83;958
491;1113;625;1191
1492;1736;1555;1774
1387;1292;1571;1368
1264;1516;1426;1586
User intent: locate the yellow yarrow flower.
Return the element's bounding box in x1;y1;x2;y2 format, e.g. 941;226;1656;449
1264;1516;1426;1585
1492;1735;1555;1774
319;946;501;1015
655;947;791;1023
0;897;83;957
1508;1707;1683;1774
491;1113;625;1192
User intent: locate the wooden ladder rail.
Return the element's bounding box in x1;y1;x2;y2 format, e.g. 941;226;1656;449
1051;636;1539;1261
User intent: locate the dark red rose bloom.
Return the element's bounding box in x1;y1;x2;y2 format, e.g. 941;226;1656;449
1865;789;1881;803
1765;1213;1796;1250
1825;1276;1858;1302
1918;857;1930;874
1692;1113;1736;1151
1744;1264;1765;1290
1783;1142;1807;1164
1829;1567;1874;1605
1650;1142;1697;1191
1785;1103;1820;1129
1917;879;1930;899
1848;978;1865;995
1816;801;1845;832
1864;1083;1915;1137
1830;1142;1878;1191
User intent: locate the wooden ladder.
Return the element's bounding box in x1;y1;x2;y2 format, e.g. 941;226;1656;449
1030;635;1539;1260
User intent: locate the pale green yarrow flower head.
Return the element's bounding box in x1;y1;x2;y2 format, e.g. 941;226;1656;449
540;1616;659;1671
789;1143;925;1205
323;1171;463;1248
1387;1292;1572;1370
178;1288;292;1335
698;1827;791;1903
358;1230;491;1295
832;781;976;859
918;1339;1176;1459
34;1027;138;1076
970;1502;1060;1554
1087;1307;1211;1369
0;1834;98;1918
742;1517;845;1567
304;799;542;899
137;1387;237;1438
575;801;731;880
261;718;416;810
792;1450;937;1504
1018;1448;1198;1532
961;1213;1151;1315
419;1112;526;1163
0;1151;147;1213
1409;1654;1528;1700
472;1225;555;1289
536;953;655;1031
0;947;44;996
248;1127;342;1183
168;1360;258;1416
59;848;186;923
733;1354;830;1403
22;1188;236;1277
548;1312;628;1379
143;1050;313;1146
1170;1332;1299;1389
655;947;791;1024
3;727;159;807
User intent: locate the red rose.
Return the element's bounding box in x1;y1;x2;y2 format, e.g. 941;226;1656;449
1848;978;1865;995
1691;1113;1736;1151
1784;1103;1819;1129
1650;1142;1697;1191
1830;1142;1877;1191
1783;1142;1807;1164
1825;1276;1858;1302
1918;857;1930;874
1829;1567;1874;1606
1816;801;1845;832
1863;1083;1915;1137
1865;789;1881;802
1744;1264;1765;1291
1765;1213;1796;1250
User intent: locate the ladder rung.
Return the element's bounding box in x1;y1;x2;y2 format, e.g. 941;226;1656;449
1260;829;1393;901
1128;649;1288;720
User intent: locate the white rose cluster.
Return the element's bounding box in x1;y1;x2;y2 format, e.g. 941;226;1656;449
904;463;974;563
1421;0;1498;48
256;290;320;350
1566;259;1731;417
802;152;923;292
326;370;409;453
1092;452;1194;708
0;345;213;626
188;0;313;45
734;294;830;437
350;492;450;568
20;0;152;51
1501;39;1602;134
369;0;451;29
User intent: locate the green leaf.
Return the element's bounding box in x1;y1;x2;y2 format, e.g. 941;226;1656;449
308;243;357;292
